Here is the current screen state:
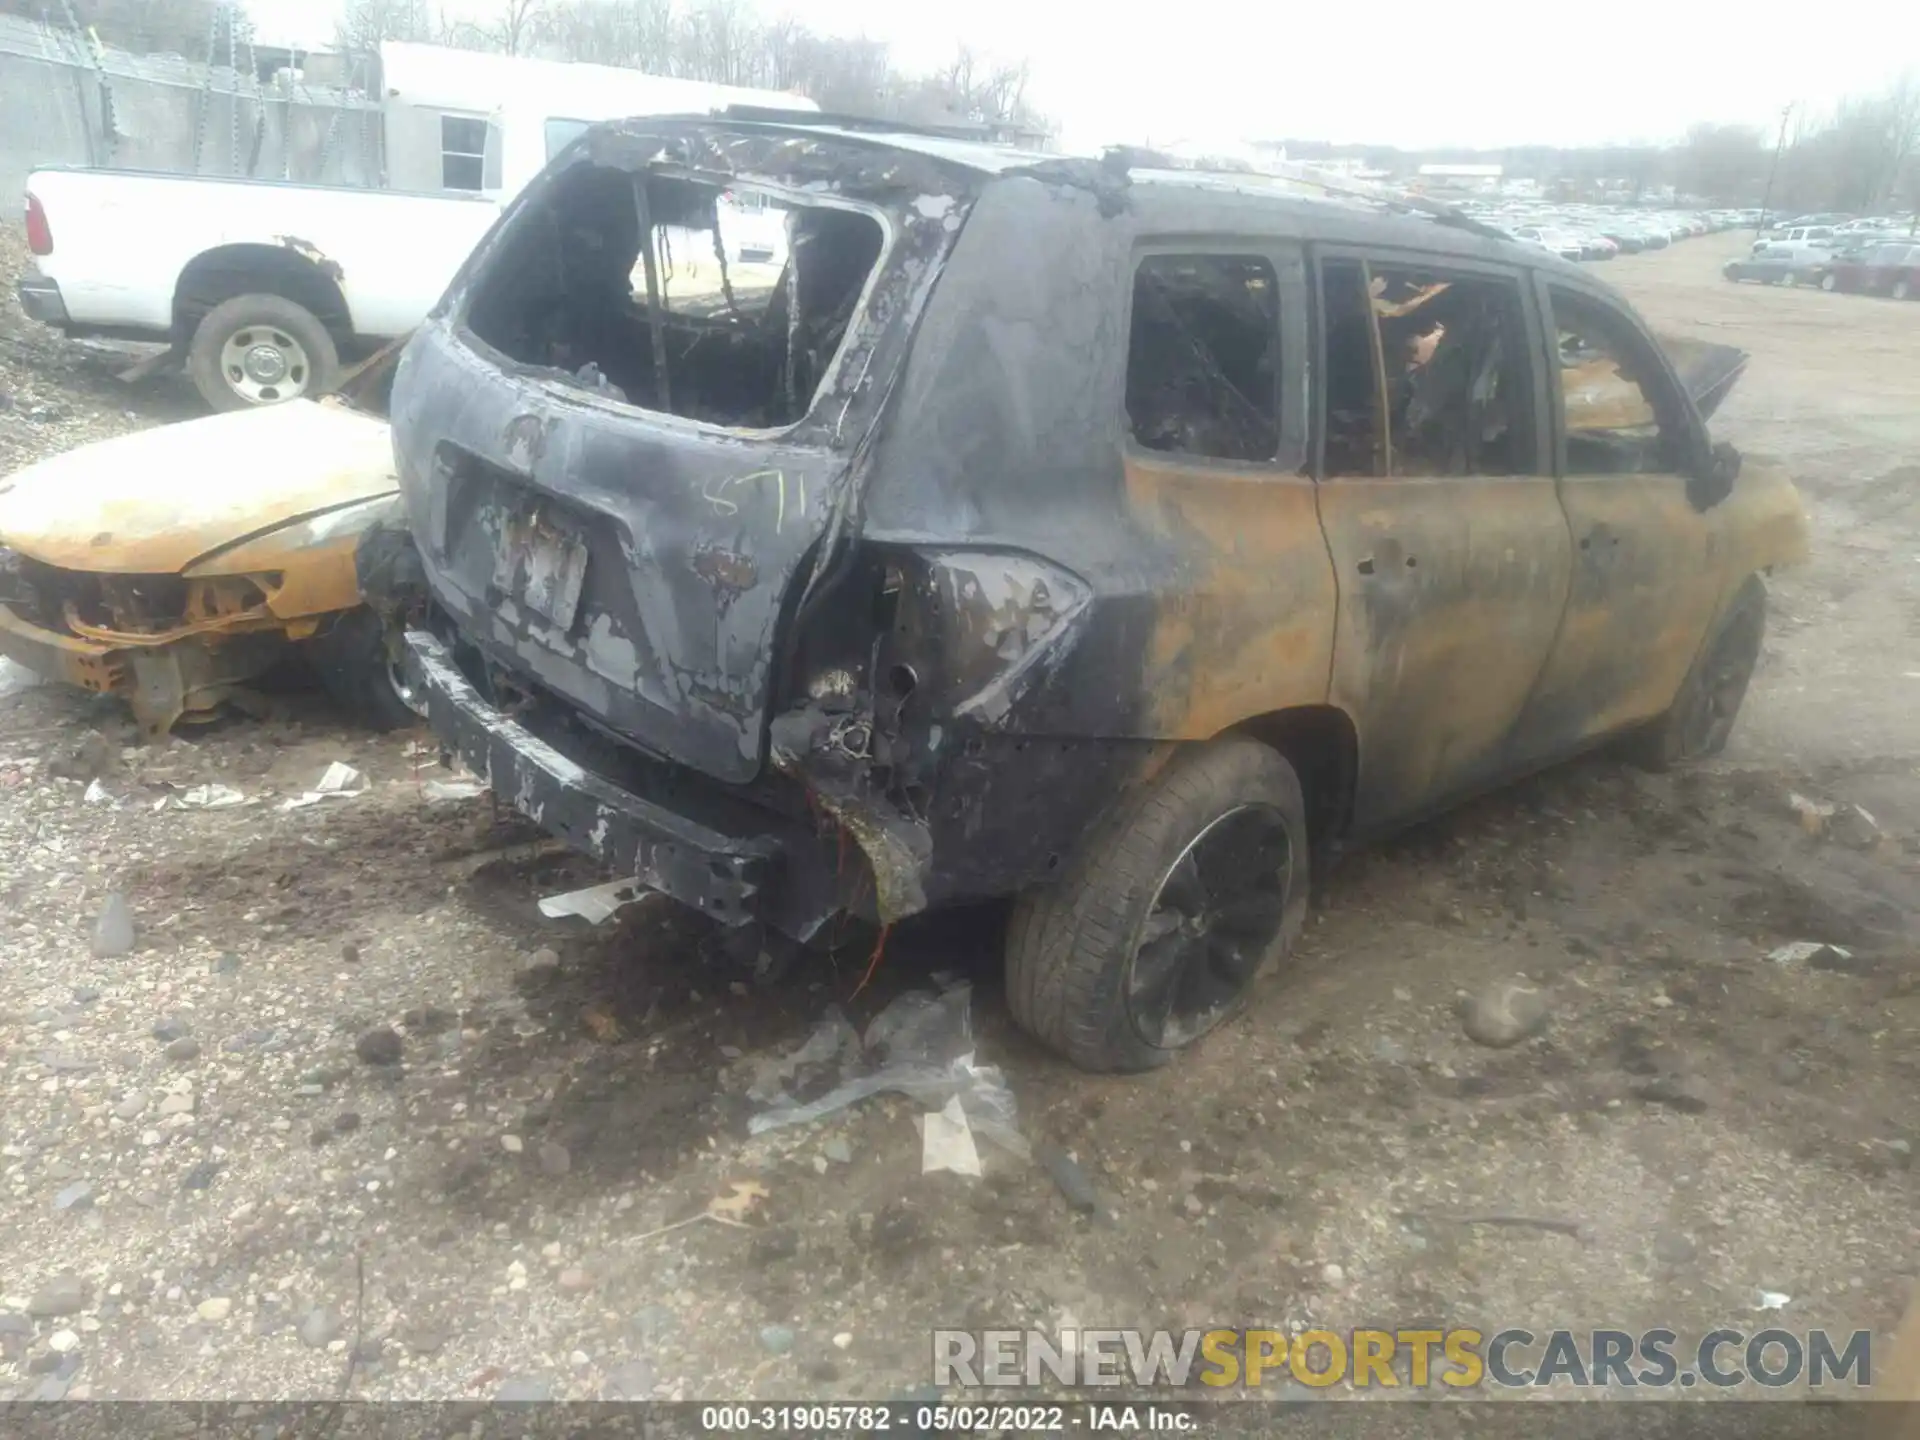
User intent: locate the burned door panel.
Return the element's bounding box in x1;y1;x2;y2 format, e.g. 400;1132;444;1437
1509;283;1730;757
1313;254;1572;831
1125;460;1337;737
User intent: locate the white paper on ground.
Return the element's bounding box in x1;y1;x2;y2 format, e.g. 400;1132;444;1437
537;879;647;924
919;1095;982;1177
174;784;247;810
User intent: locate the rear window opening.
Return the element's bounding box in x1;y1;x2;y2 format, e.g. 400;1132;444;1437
464;161;886;429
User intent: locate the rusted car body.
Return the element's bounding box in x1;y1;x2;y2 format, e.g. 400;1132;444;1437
0;368;421;735
386;116;1806;1071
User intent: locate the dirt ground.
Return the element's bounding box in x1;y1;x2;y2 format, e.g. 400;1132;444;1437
1;224;1918;1410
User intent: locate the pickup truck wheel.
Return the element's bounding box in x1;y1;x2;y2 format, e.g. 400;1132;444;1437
307;609;426;732
187;294;338;411
1004;739;1308;1073
1630;578;1766;772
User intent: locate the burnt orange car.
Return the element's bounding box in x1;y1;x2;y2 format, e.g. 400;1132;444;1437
384;122;1808;1071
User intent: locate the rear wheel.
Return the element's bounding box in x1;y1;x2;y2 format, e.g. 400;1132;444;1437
186;293;338;412
1820;272;1838;291
1005;738;1309;1072
307;608;425;732
1896;278;1913;301
1630;578;1766;772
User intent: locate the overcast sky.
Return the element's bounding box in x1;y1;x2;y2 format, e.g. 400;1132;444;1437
256;0;1910;152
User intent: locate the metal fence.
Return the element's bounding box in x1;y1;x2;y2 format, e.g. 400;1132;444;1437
0;12;382;220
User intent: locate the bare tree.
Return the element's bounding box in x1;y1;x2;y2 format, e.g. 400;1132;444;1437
334;0;436;52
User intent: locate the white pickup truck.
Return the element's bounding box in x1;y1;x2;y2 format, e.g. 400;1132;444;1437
16;46;814;412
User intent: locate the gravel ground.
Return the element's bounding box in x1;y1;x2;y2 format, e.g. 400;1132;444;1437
1;225;1918;1409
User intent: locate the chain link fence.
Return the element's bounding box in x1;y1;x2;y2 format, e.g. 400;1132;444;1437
0;11;382;220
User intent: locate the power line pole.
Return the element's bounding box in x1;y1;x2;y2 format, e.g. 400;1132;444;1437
1757;102;1793;235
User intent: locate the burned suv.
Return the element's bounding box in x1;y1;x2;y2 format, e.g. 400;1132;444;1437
385;114;1806;1073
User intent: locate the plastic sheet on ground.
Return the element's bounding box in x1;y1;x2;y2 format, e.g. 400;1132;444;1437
748;982;1027;1161
537;878;647;924
280;762;368;810
166;784;248;811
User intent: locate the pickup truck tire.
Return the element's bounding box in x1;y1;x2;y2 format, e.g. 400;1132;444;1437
1005;738;1308;1073
307;608;426;732
187;294;339;412
1630;577;1766;772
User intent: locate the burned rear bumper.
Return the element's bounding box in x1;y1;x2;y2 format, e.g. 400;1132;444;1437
404;629;836;938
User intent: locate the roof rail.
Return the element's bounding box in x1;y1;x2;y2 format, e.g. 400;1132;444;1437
712;104;1018;144
1097;145;1513;243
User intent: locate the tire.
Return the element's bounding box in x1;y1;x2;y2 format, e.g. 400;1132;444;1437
186;293;339;412
1005;738;1309;1073
1629;577;1766;772
306;608;426;732
1896;279;1912;301
1820;272;1838;292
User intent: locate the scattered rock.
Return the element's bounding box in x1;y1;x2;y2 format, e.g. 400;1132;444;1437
1771;1056;1807;1087
601;1358;654;1400
354;1027;404;1066
1371;1035;1408;1064
48;731;115;782
1635;1075;1711;1114
495;1375;553;1402
151;1018;191;1044
156;1091;195;1119
1461;980;1548;1048
195;1297;232;1322
808;1359;841;1383
71;987;100;1005
501;1135;523;1154
333;1111;362;1134
517;948;562;989
1828;804;1883;850
27;1275;86;1317
1181;1194;1204;1217
630;1304;676;1344
180;1159;221;1191
47;1329;79;1354
537;1142;571;1177
90;893;135;959
213;953;242;975
758;1324;796;1356
1652;1231;1697;1265
52;1183;93;1213
557;1267;593;1293
399;1321;451;1356
832;1331;853;1350
823;1136;853;1165
341;942;362;965
0;1314;30;1338
163;1037;201;1063
298;1308;344;1350
1321;1262;1346;1286
353;1337;384;1364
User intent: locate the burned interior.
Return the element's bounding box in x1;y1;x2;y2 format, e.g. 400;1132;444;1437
464;156;886;428
1321;259;1531;477
1126;254;1279;462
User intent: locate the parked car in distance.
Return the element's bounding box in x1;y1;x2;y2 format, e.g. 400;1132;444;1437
381;116;1804;1073
1753;225;1836;254
1509;225;1586;261
1821;241;1920;299
1727;241;1844;287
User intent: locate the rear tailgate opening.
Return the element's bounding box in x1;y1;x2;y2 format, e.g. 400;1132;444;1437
463;157;887;428
395;123;979;794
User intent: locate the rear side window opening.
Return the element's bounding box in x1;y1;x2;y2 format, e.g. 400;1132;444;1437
463;160;887;431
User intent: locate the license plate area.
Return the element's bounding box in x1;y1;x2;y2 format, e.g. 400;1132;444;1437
492;504;589;632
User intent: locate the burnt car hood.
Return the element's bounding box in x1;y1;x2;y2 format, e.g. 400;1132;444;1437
1660;333;1748;420
0;402;397;575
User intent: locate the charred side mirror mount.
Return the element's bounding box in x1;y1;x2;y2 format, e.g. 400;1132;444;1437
1689;440;1741;511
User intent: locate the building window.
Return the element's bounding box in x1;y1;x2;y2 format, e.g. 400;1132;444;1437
441;115;489;191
